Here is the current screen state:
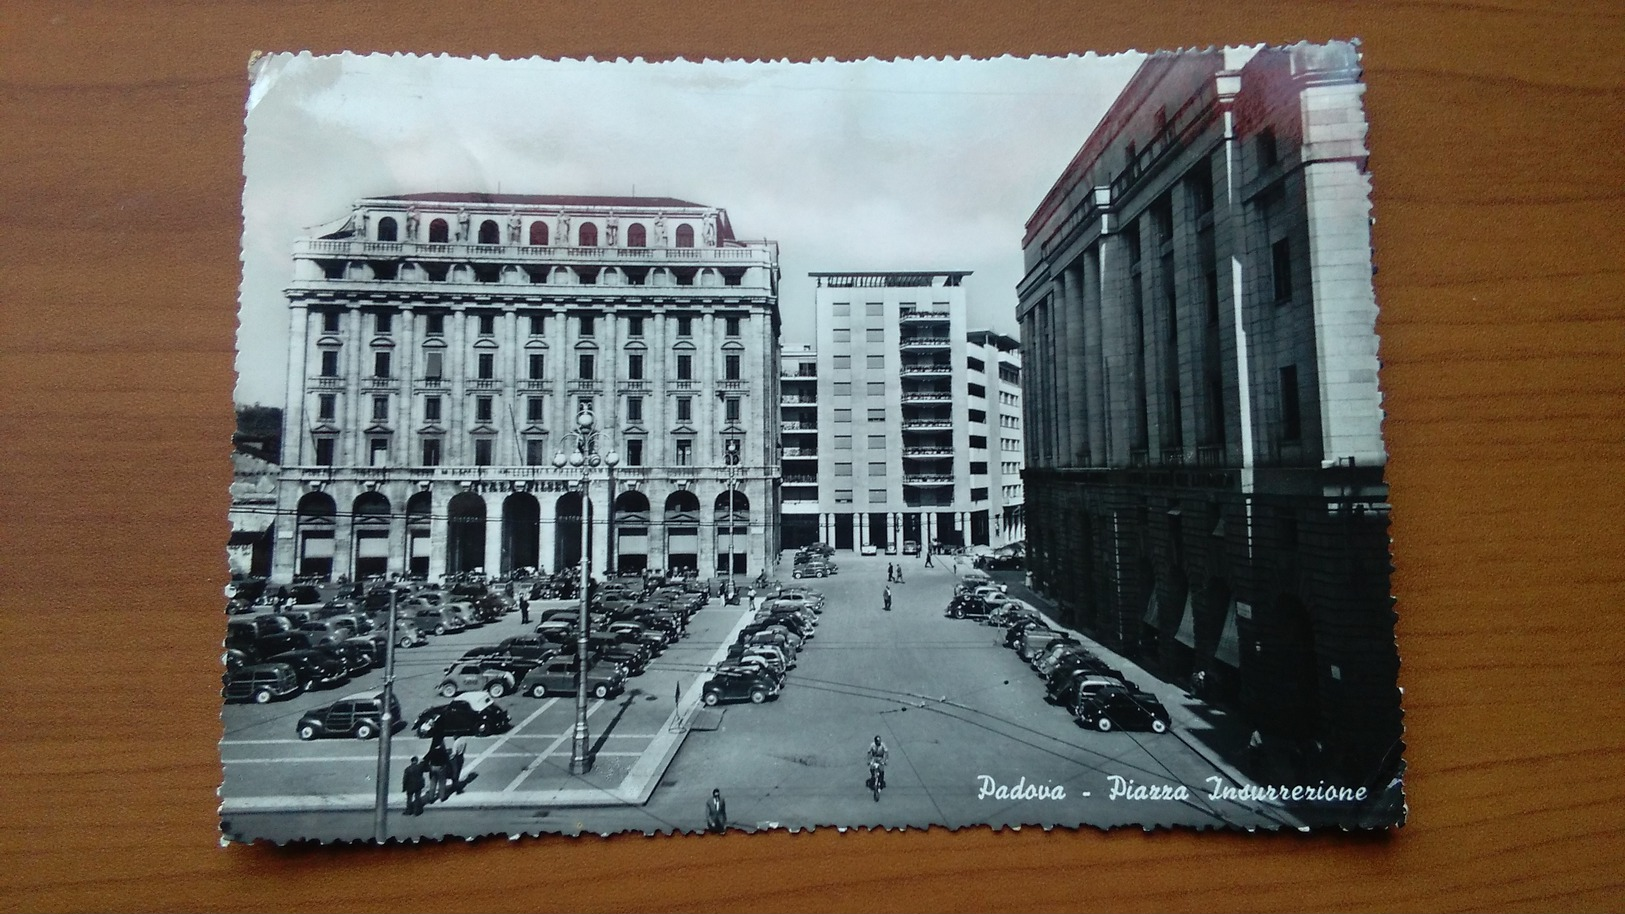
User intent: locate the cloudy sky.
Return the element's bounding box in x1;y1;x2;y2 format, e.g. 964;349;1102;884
237;52;1145;406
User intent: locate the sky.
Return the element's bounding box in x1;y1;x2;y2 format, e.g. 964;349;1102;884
236;52;1145;407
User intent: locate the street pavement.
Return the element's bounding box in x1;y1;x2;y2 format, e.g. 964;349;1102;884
226;553;1313;842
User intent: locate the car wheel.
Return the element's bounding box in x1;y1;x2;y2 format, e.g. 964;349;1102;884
438;683;458;698
593;683;610;699
750;689;767;704
435;625;446;635
1096;716;1114;732
297;723;318;740
530;684;548;698
487;681;508;698
254;689;273;705
399;635;414;648
354;721;376;740
952;609;964;619
1151;719;1168;734
703;692;720;707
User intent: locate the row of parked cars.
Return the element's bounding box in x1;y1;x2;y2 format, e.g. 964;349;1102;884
699;583;825;705
941;573;1173;734
396;573;719;740
223;576;516;706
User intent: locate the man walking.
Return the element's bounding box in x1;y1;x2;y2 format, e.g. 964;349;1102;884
883;586;893;612
447;734;469;796
403;755;425;816
706;788;727;833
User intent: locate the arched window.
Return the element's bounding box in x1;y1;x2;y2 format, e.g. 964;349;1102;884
478;220;501;245
675;224;695;248
579;223;598;247
529;221;549;246
626;223;647;247
429;219;449;243
377;217;398;242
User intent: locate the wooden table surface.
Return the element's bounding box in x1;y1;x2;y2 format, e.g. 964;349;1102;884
1;2;1621;911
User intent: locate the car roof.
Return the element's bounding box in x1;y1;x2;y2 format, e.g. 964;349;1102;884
337;691;387;702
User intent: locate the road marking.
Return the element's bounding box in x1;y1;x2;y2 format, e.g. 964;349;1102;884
461;697;558;780
502;699;605;793
227;752;545;765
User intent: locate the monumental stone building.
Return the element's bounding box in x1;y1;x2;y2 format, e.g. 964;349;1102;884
778;272;1025;554
1017;43;1400;787
269;192;782;584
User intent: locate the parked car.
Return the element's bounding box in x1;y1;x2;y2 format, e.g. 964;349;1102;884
702;669;783;705
791;559;834;579
296;692;404;740
222;662;301;704
265;649;349;691
1049;669;1127;707
437;661;518;698
316;640;374;677
517;659;627;699
976;552;1024;571
1074;686;1171;733
413;693;513;738
413;607;466;636
859;543;879;556
901;540;921;556
944;594;994;620
726;642;789;675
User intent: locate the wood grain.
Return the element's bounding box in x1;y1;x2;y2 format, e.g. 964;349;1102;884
1;1;1621;911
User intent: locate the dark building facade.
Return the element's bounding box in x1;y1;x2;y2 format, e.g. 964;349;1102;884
1017;44;1400;789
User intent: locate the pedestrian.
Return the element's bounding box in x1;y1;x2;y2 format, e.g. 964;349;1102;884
895;565;905;584
924;550;934;569
424;736;450;804
675;681;681;712
403;755;424;816
883;586;893;612
519;597;531;625
448;735;468;796
1247;729;1265;775
886;563;894;583
706;788;727;834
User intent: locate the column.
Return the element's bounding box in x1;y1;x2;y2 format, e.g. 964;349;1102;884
483;494;502;575
1063;264;1089;466
428;486;449;582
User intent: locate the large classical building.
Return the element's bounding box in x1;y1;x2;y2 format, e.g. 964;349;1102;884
1017;43;1400;786
268;192;782;583
778;272;1024;553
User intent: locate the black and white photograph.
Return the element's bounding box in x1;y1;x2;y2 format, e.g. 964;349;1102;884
222;45;1404;843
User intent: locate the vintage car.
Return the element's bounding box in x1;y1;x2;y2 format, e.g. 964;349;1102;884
702;669;783;706
296;692;404;740
1073;686;1171;733
412;692;513;738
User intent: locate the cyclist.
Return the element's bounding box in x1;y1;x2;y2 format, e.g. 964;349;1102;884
867;735;889;790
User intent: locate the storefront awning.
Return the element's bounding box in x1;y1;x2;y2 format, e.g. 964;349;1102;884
1216;602;1242;667
1175;592;1196;648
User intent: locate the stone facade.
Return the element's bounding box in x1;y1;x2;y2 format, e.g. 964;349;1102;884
1017;44;1400;788
269;193;782;584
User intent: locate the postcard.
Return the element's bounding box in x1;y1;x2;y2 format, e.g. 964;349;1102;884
223;45;1403;843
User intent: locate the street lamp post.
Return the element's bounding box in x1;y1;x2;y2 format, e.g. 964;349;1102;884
722;436;741;598
552;407;619;776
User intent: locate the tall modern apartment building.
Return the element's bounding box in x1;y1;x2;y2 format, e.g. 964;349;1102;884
269;192;781;583
778;272;1024;554
1017;43;1399;787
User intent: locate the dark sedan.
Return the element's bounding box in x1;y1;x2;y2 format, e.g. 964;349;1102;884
1074;686;1171;733
702;670;783;706
413;693;513;738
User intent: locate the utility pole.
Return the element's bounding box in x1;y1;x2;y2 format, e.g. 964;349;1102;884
373;588;398;842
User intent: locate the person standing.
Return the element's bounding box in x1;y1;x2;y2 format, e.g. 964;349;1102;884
519;596;531;625
403;756;425;816
424;736;450;804
705;788;727;834
883;586;893;612
447;735;468;796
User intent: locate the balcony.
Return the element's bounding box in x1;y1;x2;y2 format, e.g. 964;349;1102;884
902;447;954;458
567;379;602;393
781;369;818;379
781;420;819;431
901;419;953;430
783;475;818;484
520;379;549;391
899;336;951;350
313;376;344;389
899;308;951;323
902;474;956;485
900;391;952;403
360;375;397;391
719;380;745;390
618;379;650;391
467;378;499;390
672;380;696;390
296;238;775;267
899;365;952;377
783;448;819;458
781;395;818;404
419;377;446;388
